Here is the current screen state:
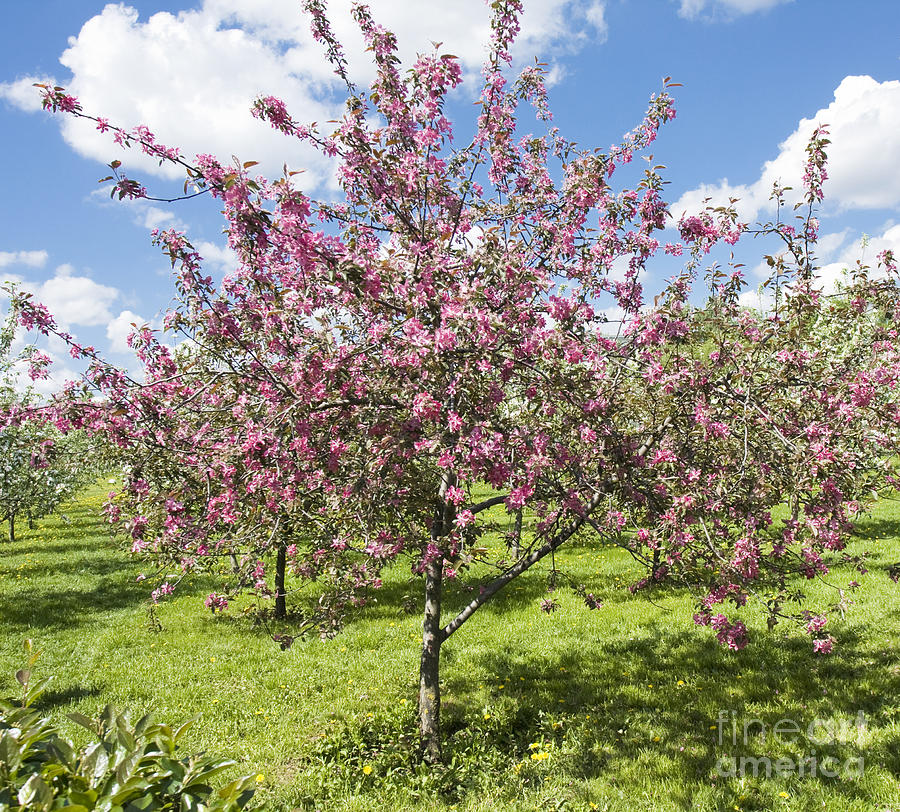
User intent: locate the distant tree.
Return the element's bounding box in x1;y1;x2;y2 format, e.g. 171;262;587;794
0;311;99;542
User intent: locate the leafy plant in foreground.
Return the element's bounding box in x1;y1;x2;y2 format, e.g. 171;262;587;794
0;641;256;811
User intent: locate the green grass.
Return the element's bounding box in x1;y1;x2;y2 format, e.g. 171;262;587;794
2;482;900;810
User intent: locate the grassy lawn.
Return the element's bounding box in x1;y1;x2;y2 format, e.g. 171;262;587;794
1;481;900;810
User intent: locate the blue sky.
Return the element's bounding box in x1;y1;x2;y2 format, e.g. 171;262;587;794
2;0;899;390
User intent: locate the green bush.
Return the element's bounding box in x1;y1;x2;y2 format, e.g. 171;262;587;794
0;643;256;811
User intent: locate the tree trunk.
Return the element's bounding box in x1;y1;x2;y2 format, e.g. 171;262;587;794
424;416;674;756
418;465;455;762
8;514;14;544
274;541;287;619
418;555;444;763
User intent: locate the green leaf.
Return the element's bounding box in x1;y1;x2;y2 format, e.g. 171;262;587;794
48;735;78;769
68;711;97;733
172;717;197;744
217;775;257;801
182;759;236;788
109;775;152;804
18;774;52;810
80;741;111;786
68;789;99;807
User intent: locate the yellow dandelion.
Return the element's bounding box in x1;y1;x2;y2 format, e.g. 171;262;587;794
362;764;373;775
255;774;265;783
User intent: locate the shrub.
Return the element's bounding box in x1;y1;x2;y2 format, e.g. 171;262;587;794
0;643;256;811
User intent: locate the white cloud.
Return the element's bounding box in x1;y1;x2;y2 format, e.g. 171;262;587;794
13;352;82;398
106;309;148;354
0;76;54;112
596;304;626;336
0;250;49;269
673;76;900;223
815;229;851;263
585;1;608;32
195;240;239;275
737;286;773;312
29;264;121;329
208;0;610;77
137;205;181;231
736;223;900;307
677;0;791;20
815;223;900;293
3;1;609;188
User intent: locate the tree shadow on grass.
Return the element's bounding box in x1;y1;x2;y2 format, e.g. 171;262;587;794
0;578;149;631
3;539;120;558
36;683;102;711
439;620;900;810
264;564;569;635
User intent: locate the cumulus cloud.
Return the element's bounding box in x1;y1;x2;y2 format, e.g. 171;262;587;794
0;250;49;269
29;264;121;329
2;1;609;187
676;0;792;20
814;222;900;293
735;223;900;312
106;308;152;354
137;205;182;231
0;76;54;112
736;286;773;313
672;76;900;223
195;240;239;275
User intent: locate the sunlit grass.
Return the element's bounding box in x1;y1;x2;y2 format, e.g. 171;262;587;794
1;483;899;810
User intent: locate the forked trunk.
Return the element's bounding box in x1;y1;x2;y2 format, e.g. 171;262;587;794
414;417;671;759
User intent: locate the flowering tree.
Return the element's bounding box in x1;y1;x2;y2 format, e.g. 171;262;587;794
0;313;100;543
11;0;900;760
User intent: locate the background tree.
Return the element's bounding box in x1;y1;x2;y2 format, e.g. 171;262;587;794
0;311;100;543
